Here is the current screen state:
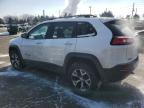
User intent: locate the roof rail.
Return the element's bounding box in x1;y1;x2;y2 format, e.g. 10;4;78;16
58;14;97;19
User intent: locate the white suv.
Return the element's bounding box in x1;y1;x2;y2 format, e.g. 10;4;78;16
9;18;138;92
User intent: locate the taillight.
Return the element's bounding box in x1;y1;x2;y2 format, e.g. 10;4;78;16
111;36;134;45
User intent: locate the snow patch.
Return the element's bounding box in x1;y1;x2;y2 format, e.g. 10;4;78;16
132;75;144;94
0;32;9;36
1;68;143;108
132;75;144;82
0;68;111;108
127;100;144;108
64;91;111;108
0;71;20;77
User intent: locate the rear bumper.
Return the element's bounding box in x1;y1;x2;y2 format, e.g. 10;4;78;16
100;56;139;82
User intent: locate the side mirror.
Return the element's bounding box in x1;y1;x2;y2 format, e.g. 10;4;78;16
21;33;28;38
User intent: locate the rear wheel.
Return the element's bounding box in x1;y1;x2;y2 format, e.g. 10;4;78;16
9;50;24;70
68;62;100;93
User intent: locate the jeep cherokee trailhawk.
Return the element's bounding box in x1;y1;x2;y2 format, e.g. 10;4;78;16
9;17;138;92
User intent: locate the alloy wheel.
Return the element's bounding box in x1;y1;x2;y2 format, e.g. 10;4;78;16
71;69;91;92
10;52;21;69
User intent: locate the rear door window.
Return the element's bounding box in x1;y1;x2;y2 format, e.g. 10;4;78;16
52;22;76;39
77;22;96;37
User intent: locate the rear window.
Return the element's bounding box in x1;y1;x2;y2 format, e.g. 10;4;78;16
105;20;134;37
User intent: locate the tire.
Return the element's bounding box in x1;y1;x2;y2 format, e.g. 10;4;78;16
9;50;24;70
68;62;100;94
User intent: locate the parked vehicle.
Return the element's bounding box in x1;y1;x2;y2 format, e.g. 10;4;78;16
7;24;18;35
9;17;138;92
18;23;31;32
0;24;7;28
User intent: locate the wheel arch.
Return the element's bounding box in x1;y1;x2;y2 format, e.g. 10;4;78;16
64;52;103;79
9;45;23;59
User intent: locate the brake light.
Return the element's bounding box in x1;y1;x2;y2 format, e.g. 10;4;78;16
111;36;134;45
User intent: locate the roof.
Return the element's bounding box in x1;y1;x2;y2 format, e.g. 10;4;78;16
99;17;116;23
43;17;115;23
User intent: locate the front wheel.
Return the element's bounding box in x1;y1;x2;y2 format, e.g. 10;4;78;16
9;50;24;70
68;62;100;93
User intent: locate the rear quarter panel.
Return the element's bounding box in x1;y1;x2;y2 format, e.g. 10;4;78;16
75;19;135;69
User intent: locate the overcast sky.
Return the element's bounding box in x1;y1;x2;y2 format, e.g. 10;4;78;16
0;0;144;18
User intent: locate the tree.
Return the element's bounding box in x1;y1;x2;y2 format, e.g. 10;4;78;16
126;15;130;19
2;14;56;26
3;16;18;24
0;18;4;24
100;10;114;17
32;17;39;25
4;16;12;24
133;14;140;19
20;14;34;25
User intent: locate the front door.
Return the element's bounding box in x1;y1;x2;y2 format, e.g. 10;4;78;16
20;23;49;62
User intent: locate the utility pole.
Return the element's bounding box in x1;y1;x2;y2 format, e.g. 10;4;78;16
132;3;135;18
106;8;108;12
135;8;137;14
43;10;45;17
89;6;92;15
